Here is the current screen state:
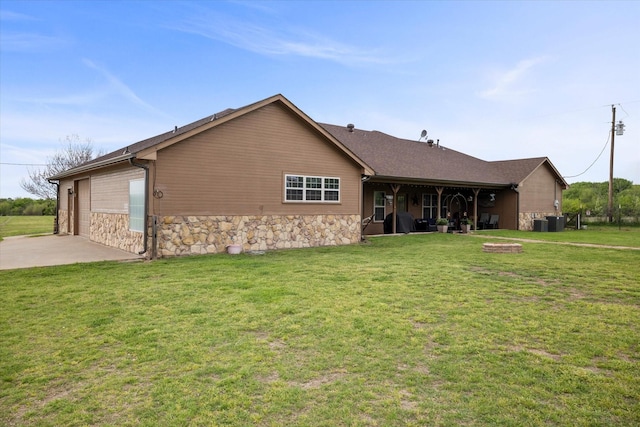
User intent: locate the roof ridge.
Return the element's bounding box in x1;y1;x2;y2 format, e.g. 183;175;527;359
51;95;564;188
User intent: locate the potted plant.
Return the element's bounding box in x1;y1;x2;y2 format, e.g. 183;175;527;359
226;244;243;255
436;217;449;233
460;217;471;233
226;235;243;255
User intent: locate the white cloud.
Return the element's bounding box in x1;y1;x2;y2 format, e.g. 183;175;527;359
0;10;38;21
478;56;550;102
174;13;391;66
17;91;108;107
6;59;169;115
82;59;169;117
0;31;69;51
0;7;69;51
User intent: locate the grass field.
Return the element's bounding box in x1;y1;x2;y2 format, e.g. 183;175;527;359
476;225;639;247
1;230;639;426
0;216;54;240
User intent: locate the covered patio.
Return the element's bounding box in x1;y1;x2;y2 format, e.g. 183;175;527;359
361;180;517;236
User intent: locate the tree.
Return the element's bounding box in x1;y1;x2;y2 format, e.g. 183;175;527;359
0;198;56;216
20;135;102;200
562;179;639;222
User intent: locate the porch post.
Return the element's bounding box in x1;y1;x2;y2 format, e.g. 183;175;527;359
390;184;401;234
473;188;480;231
436;187;444;219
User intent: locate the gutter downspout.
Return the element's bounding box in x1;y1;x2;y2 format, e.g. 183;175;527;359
129;158;149;256
47;179;60;234
361;175;370;241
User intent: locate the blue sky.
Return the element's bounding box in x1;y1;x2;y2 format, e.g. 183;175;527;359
1;0;639;199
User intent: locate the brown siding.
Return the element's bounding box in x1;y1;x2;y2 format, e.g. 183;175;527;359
362;183;441;235
154;103;363;216
475;190;517;230
77;178;90;237
363;182;387;235
499;191;518;230
519;164;561;213
92;165;145;213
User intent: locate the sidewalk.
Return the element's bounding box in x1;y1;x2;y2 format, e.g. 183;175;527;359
0;234;144;270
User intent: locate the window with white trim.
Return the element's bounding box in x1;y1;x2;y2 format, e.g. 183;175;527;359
129;179;145;232
374;191;386;221
285;175;340;202
422;194;437;219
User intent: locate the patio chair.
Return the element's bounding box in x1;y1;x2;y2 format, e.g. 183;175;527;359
477;212;490;229
486;214;499;229
415;218;437;232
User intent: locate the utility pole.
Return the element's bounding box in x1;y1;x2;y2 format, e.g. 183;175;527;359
608;105;616;223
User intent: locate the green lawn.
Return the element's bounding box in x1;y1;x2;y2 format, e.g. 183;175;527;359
1;232;639;426
0;216;54;240
477;225;640;247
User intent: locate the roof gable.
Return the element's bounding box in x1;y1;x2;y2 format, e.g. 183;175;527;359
50;94;373;180
491;157;568;188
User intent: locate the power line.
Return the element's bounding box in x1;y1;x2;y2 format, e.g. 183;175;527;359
562;130;610;179
0;162;48;166
616;102;631;119
514;100;638;123
562;100;633;181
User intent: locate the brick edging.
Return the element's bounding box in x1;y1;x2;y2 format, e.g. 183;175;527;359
482;243;523;253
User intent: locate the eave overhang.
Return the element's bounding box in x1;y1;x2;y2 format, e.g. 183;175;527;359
48;153;135;181
366;175;511;190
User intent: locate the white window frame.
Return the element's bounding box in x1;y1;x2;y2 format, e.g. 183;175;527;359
373;191;386;222
284;174;340;203
422;194;437;219
129;179;145;232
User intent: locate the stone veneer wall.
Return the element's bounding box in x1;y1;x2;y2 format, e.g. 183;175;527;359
157;214;361;257
519;211;562;231
90;212;144;254
58;209;70;234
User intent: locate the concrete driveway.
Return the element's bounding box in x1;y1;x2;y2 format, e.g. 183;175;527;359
0;234;144;270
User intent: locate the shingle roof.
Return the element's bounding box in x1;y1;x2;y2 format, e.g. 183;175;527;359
321;123;513;186
490;157;549;184
51;94;565;188
81;108;238;168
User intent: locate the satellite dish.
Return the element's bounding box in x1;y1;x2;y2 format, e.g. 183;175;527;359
420;130;427;138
